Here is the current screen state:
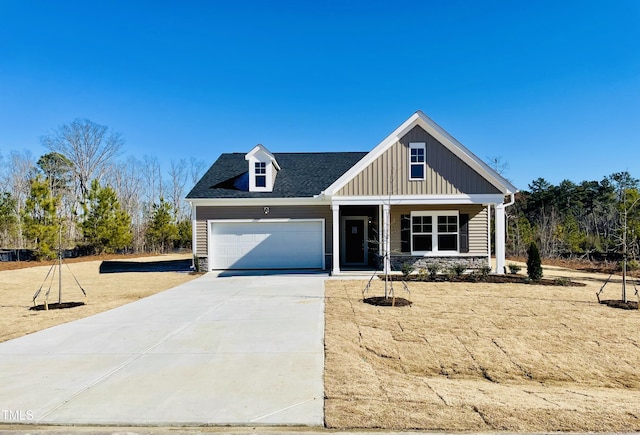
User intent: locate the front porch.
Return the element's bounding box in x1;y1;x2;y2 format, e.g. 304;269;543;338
330;199;509;276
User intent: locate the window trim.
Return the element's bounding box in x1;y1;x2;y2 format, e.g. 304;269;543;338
410;210;459;255
249;158;272;192
409;142;426;180
254;162;267;188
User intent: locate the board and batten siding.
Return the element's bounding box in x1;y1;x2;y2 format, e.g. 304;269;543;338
389;204;488;255
194;205;333;257
337;125;501;197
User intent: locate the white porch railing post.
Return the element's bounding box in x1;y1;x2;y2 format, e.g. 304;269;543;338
331;204;340;275
495;203;506;274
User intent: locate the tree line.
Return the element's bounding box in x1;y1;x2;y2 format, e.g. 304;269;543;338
0;119;206;259
2;118;637;265
506;172;640;265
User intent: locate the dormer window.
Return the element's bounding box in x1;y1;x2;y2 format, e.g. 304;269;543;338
409;142;426;180
245;144;280;192
255;162;266;187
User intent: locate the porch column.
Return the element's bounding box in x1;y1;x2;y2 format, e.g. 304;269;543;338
331;204;340;275
495;203;506;274
382;204;391;275
191;202;197;269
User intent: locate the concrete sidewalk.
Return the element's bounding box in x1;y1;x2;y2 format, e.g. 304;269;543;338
0;273;326;426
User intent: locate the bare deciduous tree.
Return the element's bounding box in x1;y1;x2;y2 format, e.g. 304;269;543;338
105;157;145;251
1;151;36;248
168;159;188;220
41;119;123;199
142;155;163;207
189;157;206;185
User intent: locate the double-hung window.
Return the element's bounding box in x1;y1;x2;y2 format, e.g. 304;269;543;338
255;162;266;188
409;142;426;180
411;211;459;254
437;215;458;251
412;215;432;251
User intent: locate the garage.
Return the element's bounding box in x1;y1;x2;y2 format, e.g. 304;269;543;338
208;219;325;270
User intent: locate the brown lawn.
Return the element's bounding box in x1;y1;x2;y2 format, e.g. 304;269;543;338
324;265;640;432
0;253;198;343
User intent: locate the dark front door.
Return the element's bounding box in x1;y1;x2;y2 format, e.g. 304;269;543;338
344;218;366;264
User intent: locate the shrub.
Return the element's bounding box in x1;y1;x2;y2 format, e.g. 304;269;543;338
478;265;492;278
554;277;570;286
451;264;467;277
401;262;414;277
618;259;640;272
508;264;522;274
526;242;543;281
426;263;440;279
417;268;427;281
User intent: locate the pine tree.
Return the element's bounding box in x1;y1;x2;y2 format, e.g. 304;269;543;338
526;242;543;281
81;179;132;253
146;198;178;253
22;175;60;259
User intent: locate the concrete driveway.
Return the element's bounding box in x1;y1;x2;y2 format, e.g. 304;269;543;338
0;272;326;426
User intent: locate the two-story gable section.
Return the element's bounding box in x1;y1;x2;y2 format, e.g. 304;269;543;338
324;111;517;275
336;124;501;196
187;111;517;275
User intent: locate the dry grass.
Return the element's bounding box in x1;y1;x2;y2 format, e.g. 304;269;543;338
325;265;640;431
0;253;198;343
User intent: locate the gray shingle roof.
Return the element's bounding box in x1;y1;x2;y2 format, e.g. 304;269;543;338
186;152;368;199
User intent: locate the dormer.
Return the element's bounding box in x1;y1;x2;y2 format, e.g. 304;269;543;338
245;144;280;192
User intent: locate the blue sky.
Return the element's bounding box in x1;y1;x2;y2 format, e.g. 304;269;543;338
1;0;638;191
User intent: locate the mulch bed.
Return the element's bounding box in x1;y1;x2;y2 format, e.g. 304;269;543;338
363;296;412;307
599;299;639;310
383;274;585;286
30;302;86;311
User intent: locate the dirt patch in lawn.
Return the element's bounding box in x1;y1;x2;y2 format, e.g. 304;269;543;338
325;264;640;432
0;253;198;343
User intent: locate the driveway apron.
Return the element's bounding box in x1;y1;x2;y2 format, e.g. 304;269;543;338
0;273;326;426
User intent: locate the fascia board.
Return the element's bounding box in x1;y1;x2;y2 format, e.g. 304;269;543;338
186;197;330;207
331;194;506;206
414;111;518;194
245;144;281;170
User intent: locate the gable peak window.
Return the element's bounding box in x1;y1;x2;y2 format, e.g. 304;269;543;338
409;142;426;180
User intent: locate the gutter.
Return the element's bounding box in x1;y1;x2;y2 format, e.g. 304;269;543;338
504;192;516;208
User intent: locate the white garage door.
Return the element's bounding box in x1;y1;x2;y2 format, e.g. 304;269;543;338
209;219;324;270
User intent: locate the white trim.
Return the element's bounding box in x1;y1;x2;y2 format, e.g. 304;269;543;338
323;111;517;196
208;218;323;224
409;142;426;180
187;197;329;207
191;202;197;261
207;218;325;271
341;216;368;266
331;205;340;275
246;148;277;192
487;204;492;269
382;204;391;275
331;194;505;206
245;144;281;170
188;194;503;207
495;204;506;274
410;210;460;255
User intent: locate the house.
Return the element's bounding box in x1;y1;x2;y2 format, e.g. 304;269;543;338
186;111;517;275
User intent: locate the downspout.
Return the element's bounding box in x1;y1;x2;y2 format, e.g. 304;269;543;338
504;192;515;208
494;192;516;274
190;201;197;270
